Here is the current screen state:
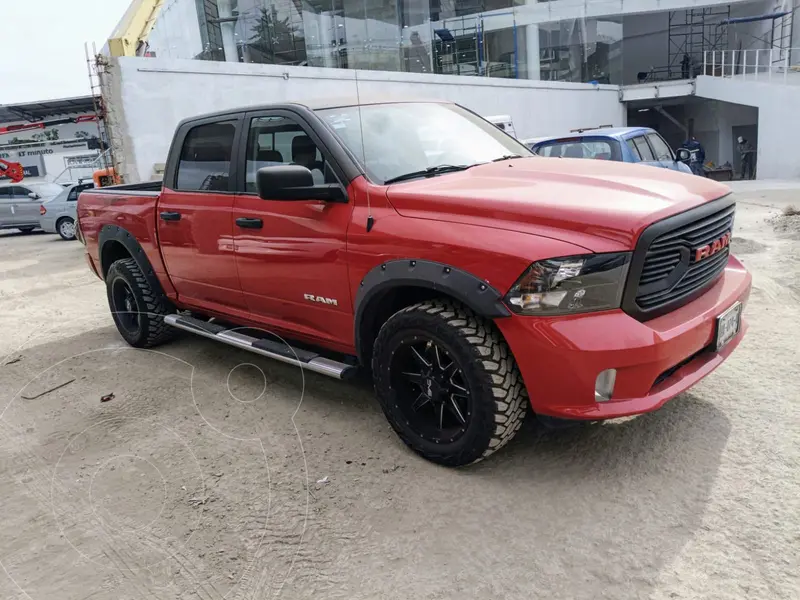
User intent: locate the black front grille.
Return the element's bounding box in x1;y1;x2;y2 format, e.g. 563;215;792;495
623;197;736;320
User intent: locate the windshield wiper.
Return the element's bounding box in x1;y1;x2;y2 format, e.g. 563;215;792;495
383;164;473;185
492;154;524;162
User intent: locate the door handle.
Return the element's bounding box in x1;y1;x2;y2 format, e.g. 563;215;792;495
160;211;181;221
235;217;263;229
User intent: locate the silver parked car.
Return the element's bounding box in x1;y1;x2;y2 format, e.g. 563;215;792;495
39;180;95;240
0;181;64;233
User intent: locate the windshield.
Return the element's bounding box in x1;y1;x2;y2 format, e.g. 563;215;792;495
316;102;532;184
28;182;66;197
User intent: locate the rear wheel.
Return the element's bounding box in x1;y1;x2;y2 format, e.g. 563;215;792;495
106;258;175;348
372;300;527;466
56;217;76;240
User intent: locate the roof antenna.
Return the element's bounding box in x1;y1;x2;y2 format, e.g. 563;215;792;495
354;70;374;232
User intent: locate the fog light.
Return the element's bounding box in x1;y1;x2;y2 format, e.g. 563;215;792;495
595;369;617;402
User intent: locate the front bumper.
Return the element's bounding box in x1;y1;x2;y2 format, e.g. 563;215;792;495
497;255;752;420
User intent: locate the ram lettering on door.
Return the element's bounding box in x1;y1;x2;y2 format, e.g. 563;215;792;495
304;294;338;306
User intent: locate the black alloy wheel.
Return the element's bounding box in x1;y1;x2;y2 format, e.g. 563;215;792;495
111;277;141;337
105;258;175;348
372;300;528;466
391;336;472;444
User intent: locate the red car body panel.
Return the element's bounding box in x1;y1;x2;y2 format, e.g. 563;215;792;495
231;189;355;348
79;150;750;420
497;255;751;419
79;190;177;298
157;188;246;311
386;158;730;253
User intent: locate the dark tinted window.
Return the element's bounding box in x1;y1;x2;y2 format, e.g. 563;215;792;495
0;187;10;198
632;136;656;161
176;120;237;192
10;186;31;196
244;116;329;193
68;183;94;201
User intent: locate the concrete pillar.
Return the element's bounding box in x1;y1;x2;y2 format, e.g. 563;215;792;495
217;0;239;63
525;25;541;80
717;105;734;167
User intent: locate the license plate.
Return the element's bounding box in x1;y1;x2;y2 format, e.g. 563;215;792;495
715;302;742;351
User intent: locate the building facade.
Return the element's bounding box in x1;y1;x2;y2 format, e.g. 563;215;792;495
138;0;795;86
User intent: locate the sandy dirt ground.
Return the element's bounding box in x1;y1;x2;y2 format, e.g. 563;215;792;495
0;182;798;600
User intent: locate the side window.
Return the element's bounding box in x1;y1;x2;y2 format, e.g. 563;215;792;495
245;116;329;193
68;187;79;201
632;136;656;161
176;120;237;192
11;186;31;198
647;133;674;161
0;187;10;199
626;138;642;161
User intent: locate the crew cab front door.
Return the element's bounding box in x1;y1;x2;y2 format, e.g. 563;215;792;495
157;116;247;312
232;111;354;348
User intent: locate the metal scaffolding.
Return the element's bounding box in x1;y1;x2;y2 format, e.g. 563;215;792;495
667;6;732;80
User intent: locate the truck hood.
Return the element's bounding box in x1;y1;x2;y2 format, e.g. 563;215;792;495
385;157;731;252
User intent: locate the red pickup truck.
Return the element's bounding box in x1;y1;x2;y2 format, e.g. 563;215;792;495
77;99;751;466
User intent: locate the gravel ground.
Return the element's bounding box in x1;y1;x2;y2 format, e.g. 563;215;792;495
0;183;798;600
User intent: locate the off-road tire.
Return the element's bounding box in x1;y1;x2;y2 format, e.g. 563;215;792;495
372;299;528;466
106;258;175;348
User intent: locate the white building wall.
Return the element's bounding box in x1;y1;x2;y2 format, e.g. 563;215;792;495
106;56;624;182
696;75;800;178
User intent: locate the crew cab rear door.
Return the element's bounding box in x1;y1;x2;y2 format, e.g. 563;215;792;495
158;115;247;311
231;109;354;347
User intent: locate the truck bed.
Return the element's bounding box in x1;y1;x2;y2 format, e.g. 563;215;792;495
77;181;170;295
82;180;163;194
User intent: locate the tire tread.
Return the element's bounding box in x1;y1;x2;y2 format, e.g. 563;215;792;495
373;299;527;465
107;258;175;348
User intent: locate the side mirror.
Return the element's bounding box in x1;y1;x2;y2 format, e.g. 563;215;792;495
675;148;691;162
28;192;40;200
256;165;345;202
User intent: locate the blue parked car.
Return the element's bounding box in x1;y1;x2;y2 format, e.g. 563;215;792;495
526;127;693;175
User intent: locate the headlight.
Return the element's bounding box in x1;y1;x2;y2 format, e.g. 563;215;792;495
505;253;631;315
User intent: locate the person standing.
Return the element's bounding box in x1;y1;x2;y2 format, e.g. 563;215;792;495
738;136;756;180
681;136;706;177
407;31;431;74
681;54;691;79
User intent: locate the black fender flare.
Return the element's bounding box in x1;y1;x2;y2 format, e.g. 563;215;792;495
354;259;510;362
98;225;167;297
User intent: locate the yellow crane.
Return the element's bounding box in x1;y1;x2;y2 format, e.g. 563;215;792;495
107;0;165;57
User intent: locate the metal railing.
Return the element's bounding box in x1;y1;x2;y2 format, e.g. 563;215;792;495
703;49;800;84
52;149;112;184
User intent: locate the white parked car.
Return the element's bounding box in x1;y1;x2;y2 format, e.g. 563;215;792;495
38;180;95;240
0;181;65;233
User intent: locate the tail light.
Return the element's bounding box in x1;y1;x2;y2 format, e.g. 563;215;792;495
39;205;46;215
